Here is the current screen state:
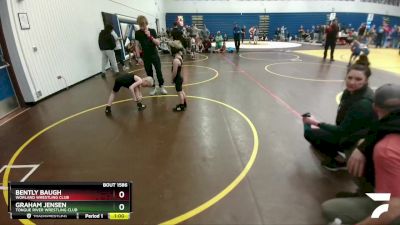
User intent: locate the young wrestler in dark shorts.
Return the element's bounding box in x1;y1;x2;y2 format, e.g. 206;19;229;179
105;72;154;114
171;47;187;112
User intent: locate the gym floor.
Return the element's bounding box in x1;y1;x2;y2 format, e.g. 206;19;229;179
0;43;399;225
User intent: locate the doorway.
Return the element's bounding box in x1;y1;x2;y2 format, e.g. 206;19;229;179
101;12;138;62
0;17;20;119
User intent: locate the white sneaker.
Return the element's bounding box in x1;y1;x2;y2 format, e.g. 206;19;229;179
149;87;158;96
159;86;168;95
328;218;342;225
337;151;346;161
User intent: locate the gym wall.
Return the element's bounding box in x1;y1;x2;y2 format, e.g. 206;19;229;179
166;12;400;39
0;0;165;103
165;0;400;39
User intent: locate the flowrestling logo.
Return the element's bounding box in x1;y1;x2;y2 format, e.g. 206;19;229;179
366;193;391;219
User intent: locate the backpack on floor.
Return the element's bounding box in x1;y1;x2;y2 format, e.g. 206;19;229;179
227;47;235;53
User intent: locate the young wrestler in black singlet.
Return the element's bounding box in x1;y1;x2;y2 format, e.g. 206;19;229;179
105;72;154;114
171;47;187;112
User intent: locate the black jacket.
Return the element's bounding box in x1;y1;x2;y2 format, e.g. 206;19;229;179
319;86;377;141
359;109;400;186
98;30;116;50
326;24;339;41
171;27;183;41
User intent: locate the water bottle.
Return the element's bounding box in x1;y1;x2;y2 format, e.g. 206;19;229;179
329;218;342;225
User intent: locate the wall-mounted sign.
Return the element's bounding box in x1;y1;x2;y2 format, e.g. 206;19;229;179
367;13;374;22
18;13;30;30
329;13;336;21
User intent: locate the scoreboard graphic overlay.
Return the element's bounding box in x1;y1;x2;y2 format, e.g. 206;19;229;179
8;182;132;220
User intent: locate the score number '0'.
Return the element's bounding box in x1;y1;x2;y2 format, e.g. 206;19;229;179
119;191;126;211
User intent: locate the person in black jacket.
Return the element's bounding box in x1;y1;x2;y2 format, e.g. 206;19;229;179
302;55;377;171
233;24;241;53
99;24;119;77
323;20;339;62
171;22;187;51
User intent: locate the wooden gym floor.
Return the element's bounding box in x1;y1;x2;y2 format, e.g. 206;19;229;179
0;44;399;225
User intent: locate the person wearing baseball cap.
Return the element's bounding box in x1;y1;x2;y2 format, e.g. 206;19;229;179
322;83;400;225
374;83;400;112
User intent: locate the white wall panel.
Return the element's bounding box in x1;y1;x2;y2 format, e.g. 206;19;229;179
0;0;36;102
1;0;165;102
